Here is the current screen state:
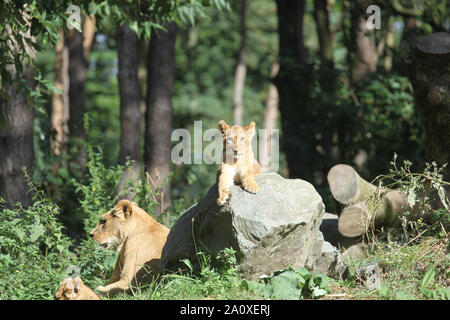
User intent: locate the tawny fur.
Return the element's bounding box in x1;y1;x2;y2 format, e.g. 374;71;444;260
217;120;261;205
90;200;170;296
55;277;101;300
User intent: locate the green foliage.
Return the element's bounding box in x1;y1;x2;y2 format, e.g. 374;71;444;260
371;155;449;241
242;267;331;300
137;248;246;300
420;267;450;300
74;239;118;290
0;193;75;299
70;145;123;234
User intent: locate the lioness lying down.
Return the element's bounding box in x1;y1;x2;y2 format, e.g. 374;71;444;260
90;200;170;296
55;277;101;300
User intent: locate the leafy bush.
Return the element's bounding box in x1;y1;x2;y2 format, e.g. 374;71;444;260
370;155;449;241
70;144;123;234
242;267;331;300
0;195;75;299
74;239;118;290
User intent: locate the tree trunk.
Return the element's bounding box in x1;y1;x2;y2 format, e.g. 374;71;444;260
349;0;377;82
274;0;314;181
0;24;36;208
260;62;279;172
232;0;248;125
51;30;70;160
67;16;95;178
116;22;142;199
313;0;333;69
145;22;177;214
313;0;336;93
408;32;450;181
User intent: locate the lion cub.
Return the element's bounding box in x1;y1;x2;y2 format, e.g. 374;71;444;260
90;200;170;296
217;120;261;205
55;277;101;300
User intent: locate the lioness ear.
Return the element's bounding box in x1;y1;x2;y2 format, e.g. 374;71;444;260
115;199;133;219
244;121;256;138
219;120;230;134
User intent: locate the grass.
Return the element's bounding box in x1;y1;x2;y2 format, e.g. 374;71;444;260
92;229;448;301
325;235;449;300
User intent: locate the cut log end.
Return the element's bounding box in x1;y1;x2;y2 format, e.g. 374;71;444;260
416;32;450;55
327;164;359;204
338;206;369;237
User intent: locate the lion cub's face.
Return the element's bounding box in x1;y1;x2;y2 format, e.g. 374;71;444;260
219;120;255;164
90;200;133;249
55;277;100;300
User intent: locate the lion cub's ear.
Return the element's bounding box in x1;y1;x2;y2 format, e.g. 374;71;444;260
219;120;230;134
244;121;256;138
115;199;133;219
73;277;83;293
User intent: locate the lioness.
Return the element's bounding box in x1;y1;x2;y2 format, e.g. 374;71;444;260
90;200;170;296
217;120;261;205
55;277;101;300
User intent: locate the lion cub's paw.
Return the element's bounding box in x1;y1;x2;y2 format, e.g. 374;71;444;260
243;180;259;194
217;193;230;206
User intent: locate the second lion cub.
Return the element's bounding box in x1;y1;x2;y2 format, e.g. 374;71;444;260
217;120;261;205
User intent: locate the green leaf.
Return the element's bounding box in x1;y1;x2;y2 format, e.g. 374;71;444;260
312;287;327;298
294;267;310;278
181;258;194;272
270;272;302;299
421;267;436;288
29;224;45;242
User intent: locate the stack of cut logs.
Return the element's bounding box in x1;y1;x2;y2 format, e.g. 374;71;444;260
322;164;412;260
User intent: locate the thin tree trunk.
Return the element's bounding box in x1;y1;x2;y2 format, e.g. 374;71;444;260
67;16;95;177
51;30;69;160
116;22;142;199
383;17;394;72
349;0;377;82
313;0;334;70
0;23;36;208
260;62;279;172
145;22;177;214
232;0;248;125
274;0;313;181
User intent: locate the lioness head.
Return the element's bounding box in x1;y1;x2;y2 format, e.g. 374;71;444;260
55;277;100;300
219;120;255;164
90;200;133;249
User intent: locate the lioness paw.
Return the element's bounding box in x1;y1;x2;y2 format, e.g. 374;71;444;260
96;285;108;293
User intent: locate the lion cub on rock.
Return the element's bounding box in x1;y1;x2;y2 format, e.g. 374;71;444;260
55;277;101;300
90;200;170;296
217;120;261;205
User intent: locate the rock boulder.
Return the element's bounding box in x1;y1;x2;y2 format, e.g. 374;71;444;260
159;173;347;280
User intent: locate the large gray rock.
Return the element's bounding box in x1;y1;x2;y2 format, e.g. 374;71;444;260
160;173;346;280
